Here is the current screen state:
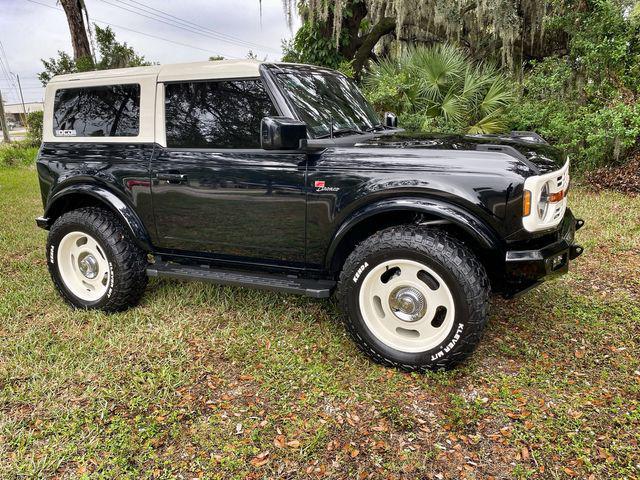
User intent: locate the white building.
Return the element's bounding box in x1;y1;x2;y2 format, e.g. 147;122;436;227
3;102;44;127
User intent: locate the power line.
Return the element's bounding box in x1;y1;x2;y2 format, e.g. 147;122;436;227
92;19;240;60
0;64;20;102
0;40;21;101
25;0;239;59
0;79;41;85
0;78;41;86
95;0;276;56
0;86;43;91
117;0;279;54
119;0;280;54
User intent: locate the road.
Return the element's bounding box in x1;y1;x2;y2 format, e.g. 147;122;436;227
0;127;27;143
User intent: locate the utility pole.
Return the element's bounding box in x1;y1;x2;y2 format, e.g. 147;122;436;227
0;89;10;144
14;74;27;126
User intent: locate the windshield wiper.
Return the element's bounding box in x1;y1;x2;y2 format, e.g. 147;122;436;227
316;127;366;139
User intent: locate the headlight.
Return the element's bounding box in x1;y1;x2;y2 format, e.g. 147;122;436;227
522;160;570;232
538;182;549;219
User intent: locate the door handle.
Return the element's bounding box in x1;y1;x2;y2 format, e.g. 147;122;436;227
157;172;187;184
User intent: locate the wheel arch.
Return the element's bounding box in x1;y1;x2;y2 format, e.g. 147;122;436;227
326;197;504;276
44;184;153;252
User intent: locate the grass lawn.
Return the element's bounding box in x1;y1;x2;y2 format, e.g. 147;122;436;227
0;166;638;479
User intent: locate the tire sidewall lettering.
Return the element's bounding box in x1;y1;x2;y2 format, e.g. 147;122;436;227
348;249;469;366
429;323;464;362
49;223;113;307
352;261;369;284
106;261;115;298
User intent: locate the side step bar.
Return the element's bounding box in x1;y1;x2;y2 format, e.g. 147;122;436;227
147;262;335;298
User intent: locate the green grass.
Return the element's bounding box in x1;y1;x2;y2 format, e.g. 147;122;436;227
0;142;38;168
1;167;638;479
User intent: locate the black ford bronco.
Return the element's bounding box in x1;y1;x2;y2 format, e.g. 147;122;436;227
36;60;584;370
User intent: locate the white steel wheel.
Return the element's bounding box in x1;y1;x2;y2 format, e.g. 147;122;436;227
358;259;456;353
57;231;111;302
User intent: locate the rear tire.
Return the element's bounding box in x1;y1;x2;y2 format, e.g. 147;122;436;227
337;226;490;371
46;207;148;312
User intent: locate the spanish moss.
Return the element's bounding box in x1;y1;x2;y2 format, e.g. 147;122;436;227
282;0;557;71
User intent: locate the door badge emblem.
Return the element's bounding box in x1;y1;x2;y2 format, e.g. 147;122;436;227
314;180;339;192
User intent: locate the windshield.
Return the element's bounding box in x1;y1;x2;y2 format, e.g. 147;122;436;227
274;69;381;138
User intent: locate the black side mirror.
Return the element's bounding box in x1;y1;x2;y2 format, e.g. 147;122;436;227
261;117;307;150
384;112;398;128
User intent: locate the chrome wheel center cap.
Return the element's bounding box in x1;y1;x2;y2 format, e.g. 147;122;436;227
78;253;98;279
389;286;426;322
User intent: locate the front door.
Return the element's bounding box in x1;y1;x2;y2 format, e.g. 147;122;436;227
150;78;307;264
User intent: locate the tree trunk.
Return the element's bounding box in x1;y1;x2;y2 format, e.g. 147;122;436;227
351;17;396;77
59;0;93;63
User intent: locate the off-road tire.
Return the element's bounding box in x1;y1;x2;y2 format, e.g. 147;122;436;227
46;207;148;312
337;226;490;371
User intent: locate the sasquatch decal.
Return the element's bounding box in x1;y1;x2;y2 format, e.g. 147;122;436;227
430;323;465;361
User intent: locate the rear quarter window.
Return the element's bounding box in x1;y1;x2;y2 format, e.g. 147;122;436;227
53;84;141;137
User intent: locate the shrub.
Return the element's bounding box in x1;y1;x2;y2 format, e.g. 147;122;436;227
363;45;515;134
510;99;640;171
0;142;39;168
509;55;640;172
26;111;43;146
509;1;640;172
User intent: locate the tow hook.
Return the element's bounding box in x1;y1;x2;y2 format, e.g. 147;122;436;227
570;244;584;260
575;218;585;230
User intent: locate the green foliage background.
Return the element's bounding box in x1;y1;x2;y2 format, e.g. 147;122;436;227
363;45;515;134
288;0;640;172
509;0;640;171
38;25;150;85
25;111;43;146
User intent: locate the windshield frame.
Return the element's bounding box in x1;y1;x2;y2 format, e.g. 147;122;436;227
264;64;381;139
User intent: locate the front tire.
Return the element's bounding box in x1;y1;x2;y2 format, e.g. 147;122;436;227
337;226;490;371
46;207;148;312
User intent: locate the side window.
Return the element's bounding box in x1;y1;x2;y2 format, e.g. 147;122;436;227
53;84;140;137
164;79;277;148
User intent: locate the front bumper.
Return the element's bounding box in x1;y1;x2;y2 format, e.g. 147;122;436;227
503;209;584;297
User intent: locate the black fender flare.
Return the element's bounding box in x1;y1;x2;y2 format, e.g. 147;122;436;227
44;184;153;252
325;197;503;269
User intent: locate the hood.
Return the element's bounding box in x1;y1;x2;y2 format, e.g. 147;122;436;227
357;131;567;175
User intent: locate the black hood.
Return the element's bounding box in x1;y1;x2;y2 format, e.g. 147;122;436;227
358;131;567;175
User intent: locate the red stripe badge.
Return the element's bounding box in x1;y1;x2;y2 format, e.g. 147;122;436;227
314;180;325;188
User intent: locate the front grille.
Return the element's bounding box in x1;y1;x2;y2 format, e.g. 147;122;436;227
551;168;570;222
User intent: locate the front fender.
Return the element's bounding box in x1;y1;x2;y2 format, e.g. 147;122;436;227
325;197;504;269
44;184;153;252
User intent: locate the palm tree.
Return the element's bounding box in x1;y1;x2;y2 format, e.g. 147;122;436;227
364;44;515;134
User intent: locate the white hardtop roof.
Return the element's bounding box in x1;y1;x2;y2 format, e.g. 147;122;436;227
48;59;264;84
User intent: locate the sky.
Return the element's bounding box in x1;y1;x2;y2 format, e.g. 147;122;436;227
0;0;299;104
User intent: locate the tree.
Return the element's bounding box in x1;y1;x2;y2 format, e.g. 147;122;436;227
281;0;570;75
38;25;151;85
93;25;148;70
59;0;94;66
364;44;515;134
282;0;395;77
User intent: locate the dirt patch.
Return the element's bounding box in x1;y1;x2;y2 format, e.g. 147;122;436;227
585;153;640;195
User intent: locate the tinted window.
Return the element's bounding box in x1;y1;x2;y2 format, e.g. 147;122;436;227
53;84;140;137
274;70;380;138
165;79;277;148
